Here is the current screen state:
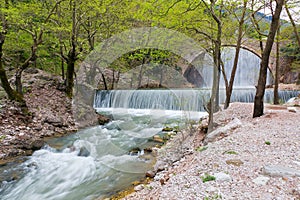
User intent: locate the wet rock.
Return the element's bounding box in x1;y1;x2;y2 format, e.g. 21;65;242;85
146;170;156;178
162;127;173;132
78;147;90;157
252;176;270;185
30;139;45;150
134;184;144;191
153;135;164;143
226;159;244;167
262;165;300;177
97;114;110;125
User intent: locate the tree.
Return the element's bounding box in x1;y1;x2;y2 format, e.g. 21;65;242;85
274;22;280;104
253;0;284;118
224;0;248;109
0;0;26;106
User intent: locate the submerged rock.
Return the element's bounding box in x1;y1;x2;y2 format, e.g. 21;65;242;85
78;147;90;157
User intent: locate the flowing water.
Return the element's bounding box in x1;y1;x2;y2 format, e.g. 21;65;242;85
0;107;206;200
94;89;300;111
1;46;299;199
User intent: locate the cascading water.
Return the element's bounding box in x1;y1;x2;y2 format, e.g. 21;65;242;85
1;46;299;200
94;89;300;111
0;108;203;200
194;47;273;88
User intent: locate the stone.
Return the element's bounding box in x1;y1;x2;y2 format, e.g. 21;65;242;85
214;172;232;182
263;165;300;177
252;176;270;185
153;135;164;143
287;107;297;113
97;114;110;125
134;184;144;191
226;159;244;166
154;161;167;172
204;118;242;143
146;170;156;178
44;115;64;127
78;147;90;157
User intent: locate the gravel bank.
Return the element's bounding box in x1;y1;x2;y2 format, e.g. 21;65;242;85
123;102;300;200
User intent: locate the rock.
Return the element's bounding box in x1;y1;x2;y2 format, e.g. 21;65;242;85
97;114;110;125
204;118;242;143
287;107;297;113
206;186;217;193
44;116;64;127
153;135;164;143
24;67;39;74
146;170;156;178
30;139;45;150
154;161;167;172
262;165;300;177
134;184;144;192
214;172;232;182
226;159;244;167
162;127;173;132
78;147;90;157
252;176;270;185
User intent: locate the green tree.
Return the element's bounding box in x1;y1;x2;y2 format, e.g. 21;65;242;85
253;0;284;118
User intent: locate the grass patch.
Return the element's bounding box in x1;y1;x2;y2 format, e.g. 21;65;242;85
201;173;216;183
196;146;208;152
265;141;271;145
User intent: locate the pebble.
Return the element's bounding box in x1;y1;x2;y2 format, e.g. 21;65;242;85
252;176;270;185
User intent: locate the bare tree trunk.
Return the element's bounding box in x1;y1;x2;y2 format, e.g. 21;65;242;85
274;23;280;105
224;1;247;109
253;0;284;118
285;3;300;48
65;0;77;98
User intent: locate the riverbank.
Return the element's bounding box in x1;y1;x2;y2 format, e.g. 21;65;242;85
0;69;77;161
123;101;300;200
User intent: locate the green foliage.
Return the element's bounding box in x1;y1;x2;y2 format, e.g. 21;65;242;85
223;150;238;155
196;146;208;152
201;173;216;183
265;141;271;145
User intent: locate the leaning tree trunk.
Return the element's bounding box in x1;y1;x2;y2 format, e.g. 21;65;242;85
274;23;280;105
253;0;284;118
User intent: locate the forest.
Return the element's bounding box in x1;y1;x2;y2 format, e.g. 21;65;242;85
0;0;300;199
0;0;299;103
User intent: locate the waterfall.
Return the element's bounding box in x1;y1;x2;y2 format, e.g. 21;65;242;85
193;48;273;88
94;89;300;111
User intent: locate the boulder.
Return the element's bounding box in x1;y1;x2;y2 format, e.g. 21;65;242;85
204;118;242;144
262;165;300;177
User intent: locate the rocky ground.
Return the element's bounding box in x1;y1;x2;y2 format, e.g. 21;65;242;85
0;69;77;161
123;100;300;200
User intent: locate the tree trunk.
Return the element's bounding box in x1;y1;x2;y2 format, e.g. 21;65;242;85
66;53;76;98
65;0;77;98
224;2;247;109
0;11;26;106
274;23;280;105
253;0;284;118
285;3;300;48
